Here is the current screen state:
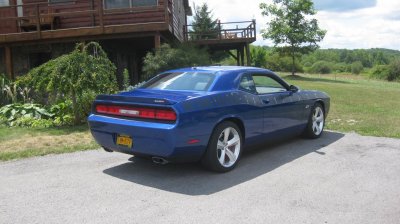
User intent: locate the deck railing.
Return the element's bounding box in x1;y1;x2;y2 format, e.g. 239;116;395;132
0;0;166;37
184;20;256;42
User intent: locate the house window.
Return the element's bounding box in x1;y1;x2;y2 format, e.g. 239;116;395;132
0;0;9;7
104;0;157;9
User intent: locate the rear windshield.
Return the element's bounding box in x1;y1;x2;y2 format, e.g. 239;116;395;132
141;72;216;91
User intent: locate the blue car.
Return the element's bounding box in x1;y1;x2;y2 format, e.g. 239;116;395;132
88;66;330;172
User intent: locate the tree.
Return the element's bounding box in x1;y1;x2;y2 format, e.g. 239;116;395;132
250;45;268;67
260;0;326;75
191;3;219;40
142;43;210;79
351;61;363;74
20;42;118;124
387;59;400;81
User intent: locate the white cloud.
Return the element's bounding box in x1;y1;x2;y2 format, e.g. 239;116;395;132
188;0;400;50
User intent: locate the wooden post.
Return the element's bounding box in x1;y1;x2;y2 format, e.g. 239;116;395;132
154;32;161;49
5;46;14;80
252;19;256;39
236;49;240;66
240;46;245;66
218;20;221;40
245;43;251;66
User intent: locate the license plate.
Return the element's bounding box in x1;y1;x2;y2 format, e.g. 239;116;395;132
116;135;133;148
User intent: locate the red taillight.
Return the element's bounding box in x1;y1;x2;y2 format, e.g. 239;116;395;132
95;105;176;121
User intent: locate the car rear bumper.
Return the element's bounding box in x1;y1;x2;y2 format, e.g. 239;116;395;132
88;114;208;162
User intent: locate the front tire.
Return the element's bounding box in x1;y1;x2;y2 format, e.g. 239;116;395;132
201;121;243;172
303;103;325;138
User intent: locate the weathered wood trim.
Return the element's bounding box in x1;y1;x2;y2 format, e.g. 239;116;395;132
0;22;168;46
5;46;14;80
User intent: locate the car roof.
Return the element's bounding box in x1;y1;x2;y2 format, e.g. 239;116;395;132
166;66;274;74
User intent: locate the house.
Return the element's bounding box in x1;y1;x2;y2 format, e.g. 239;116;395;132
0;0;256;85
0;0;192;85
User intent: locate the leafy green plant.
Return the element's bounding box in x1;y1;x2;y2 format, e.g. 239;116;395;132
0;104;53;126
18;87;32;103
122;68;130;90
50;101;74;126
9;116;55;128
1;74;11;106
3;83;18;104
20;42;118;124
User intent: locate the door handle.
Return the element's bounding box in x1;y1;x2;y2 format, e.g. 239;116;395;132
262;99;270;104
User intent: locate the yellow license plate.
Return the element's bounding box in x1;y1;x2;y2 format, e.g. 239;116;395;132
116;135;133;148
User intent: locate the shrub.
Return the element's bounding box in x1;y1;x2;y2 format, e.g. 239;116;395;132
20;42;118;124
351;61;364;74
333;63;348;73
369;60;400;82
250;46;267;68
303;61;312;68
142;43;211;80
370;65;390;80
265;54;303;72
310;61;333;74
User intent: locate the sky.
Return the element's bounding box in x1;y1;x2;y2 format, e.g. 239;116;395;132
188;0;400;50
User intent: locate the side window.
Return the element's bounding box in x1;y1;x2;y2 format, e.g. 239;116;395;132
239;74;256;93
252;75;287;94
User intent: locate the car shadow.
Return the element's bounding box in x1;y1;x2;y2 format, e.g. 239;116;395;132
103;131;344;195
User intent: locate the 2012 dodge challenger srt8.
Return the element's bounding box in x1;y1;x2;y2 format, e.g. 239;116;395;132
88;66;330;172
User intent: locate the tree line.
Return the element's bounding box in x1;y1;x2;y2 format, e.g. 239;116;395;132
246;45;400;80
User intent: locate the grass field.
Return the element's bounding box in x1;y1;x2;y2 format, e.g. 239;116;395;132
0;73;399;161
282;73;400;138
0;125;98;161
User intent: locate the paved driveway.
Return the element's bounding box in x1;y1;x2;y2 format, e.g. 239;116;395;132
1;131;399;224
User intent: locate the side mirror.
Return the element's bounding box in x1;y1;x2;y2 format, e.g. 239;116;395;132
289;85;299;93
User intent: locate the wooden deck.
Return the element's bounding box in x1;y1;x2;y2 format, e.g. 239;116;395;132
185;20;257;65
0;0;187;45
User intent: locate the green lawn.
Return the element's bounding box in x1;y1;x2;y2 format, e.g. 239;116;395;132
282;73;400;138
1;73;399;161
0;125;98;161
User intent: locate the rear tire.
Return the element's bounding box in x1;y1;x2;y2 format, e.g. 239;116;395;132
201;121;243;172
303;103;325;139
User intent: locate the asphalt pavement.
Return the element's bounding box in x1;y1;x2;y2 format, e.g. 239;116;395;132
1;131;399;224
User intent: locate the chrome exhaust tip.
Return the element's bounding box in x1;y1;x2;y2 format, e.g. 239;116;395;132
152;157;169;165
